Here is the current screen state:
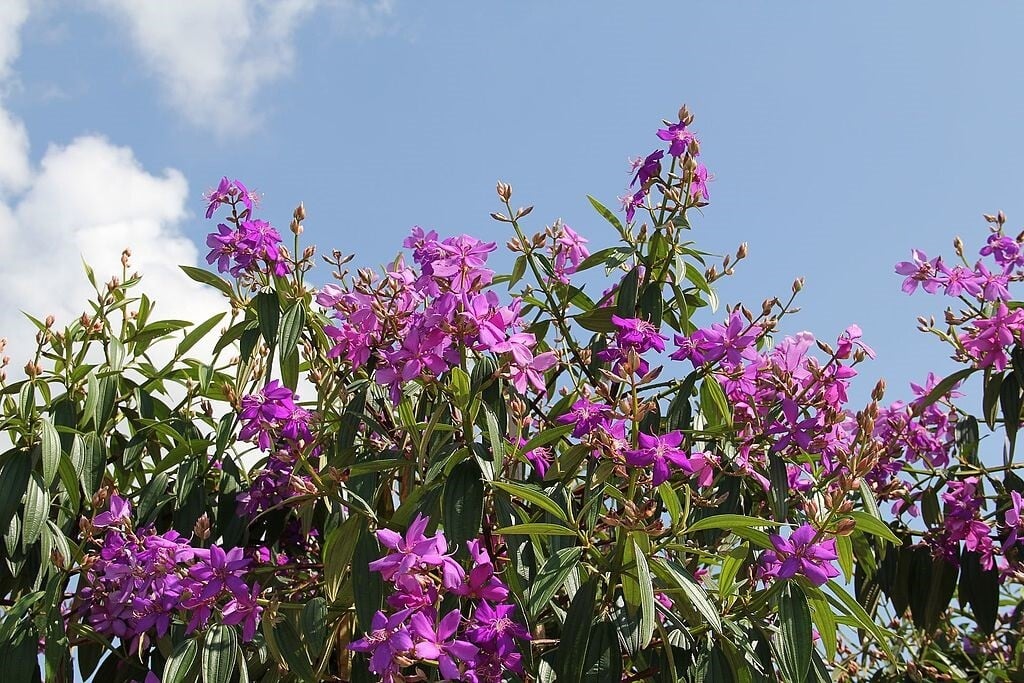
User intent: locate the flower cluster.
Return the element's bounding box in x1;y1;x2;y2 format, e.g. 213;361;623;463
620;111;710;222
205;177;290;278
76;496;262;652
322;228;558;401
352;514;529;682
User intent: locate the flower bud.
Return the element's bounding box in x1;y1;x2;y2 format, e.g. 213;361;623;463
872;379;886;401
44;315;55;328
678;105;694;125
834;518;857;536
194;513;211;541
953;236;965;258
24;361;39;378
293;202;306;222
792;277;804;294
737;242;748;260
496;181;512;202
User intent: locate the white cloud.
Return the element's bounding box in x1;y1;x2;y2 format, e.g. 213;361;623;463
0;2;227;379
94;0;394;136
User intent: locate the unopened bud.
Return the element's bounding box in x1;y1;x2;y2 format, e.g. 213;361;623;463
303;246;316;260
998;210;1007;225
872;379;886;401
953;236;965;257
736;242;748;260
24;361;39;378
496;181;512;202
792;277;804;294
44;315;55;328
835;518;857;536
121;248;131;268
194;513;211;541
290;218;303;235
983;213;998;224
516;205;533;219
293;202;306;222
678;105;694;126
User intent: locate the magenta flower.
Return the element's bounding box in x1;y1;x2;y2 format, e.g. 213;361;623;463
656;121;695;157
464;601;530;672
631;149;664;188
959;303;1024;371
625;431;690;486
221;583;263;642
980;233;1024;270
369;513;460;583
690;163;709;201
760;524;840;586
557;397;611;438
894;249;943;295
93;495;131;529
507;349;557;394
349;609;415;680
410;609;479;680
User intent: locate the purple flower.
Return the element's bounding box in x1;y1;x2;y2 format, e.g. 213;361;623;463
557;397;611;438
760;524;840;586
631;150;664;188
690;163;709;201
894;250;942;295
464;601;530;674
369;514;460;583
656;121;695;157
410;609;479;681
349;609;415;680
221;583;263;642
238;381;312;451
980;233;1024;270
93;495;131;529
959;303;1024;371
625;431;690;486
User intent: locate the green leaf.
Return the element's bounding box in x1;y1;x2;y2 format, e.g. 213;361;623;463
836;534;854;582
519;424;574;454
649;557;722;634
574;307;617;333
163;637;199;683
556;577;598;683
776;582;812;682
1001;371;1021;454
686;514;783;534
632;538;656;649
443;459;484;549
959;549;999;634
201;625;237;683
615;267;640;318
638;283;663;327
587;195;626;234
181;265;234;297
450;367;471;409
913;367;975;416
301;597;329;664
278;303;305;353
39;419;61;489
0;450;31;530
323;514;361;603
849;511;901;545
352;524;384;628
582;618;623;683
699;378;731;427
805;586;837;661
254;291;280;346
824;579;896;659
527;546;583;619
490;480;568;523
176;312;227;358
22;472;49;549
495;523;577;536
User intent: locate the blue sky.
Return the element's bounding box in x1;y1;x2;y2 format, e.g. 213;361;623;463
3;2;1024;405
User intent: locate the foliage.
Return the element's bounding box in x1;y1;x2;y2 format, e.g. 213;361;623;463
0;105;1022;682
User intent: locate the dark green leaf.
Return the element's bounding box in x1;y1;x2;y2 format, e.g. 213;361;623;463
582;618;622;683
443;460;484;549
323;514;361;603
254;291;280;346
301;597;329;664
587;195;626;234
490;480;568;523
201;624;237;683
686;514;782;534
0;450;31;530
22;472;48;549
176;312;227;358
556;577;598;683
163;637;199;683
527;546;583;619
776;582;812;682
913;367;975;417
39;419;60;488
959;549;999;634
180;266;233;297
615;268;640;318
